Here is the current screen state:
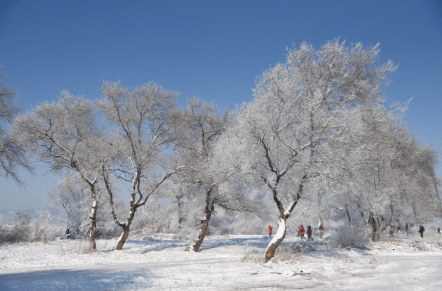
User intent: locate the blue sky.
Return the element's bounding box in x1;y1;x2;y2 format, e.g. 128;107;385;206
1;0;441;210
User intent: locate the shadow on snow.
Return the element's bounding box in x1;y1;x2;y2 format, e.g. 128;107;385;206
0;268;154;291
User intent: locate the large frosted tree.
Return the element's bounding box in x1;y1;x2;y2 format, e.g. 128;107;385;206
172;98;249;252
12;92;103;249
222;39;397;261
342;102;440;240
98;81;185;250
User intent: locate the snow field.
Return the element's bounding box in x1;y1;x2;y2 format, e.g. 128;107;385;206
0;234;441;290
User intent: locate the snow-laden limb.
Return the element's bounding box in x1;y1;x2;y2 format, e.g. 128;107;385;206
284;202;296;217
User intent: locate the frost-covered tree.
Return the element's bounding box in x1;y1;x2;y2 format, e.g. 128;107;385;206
98;81;185;250
46;175;89;230
0;72;33;185
342;102;440;240
222;39;397;261
173;98;250;252
46;175;126;238
12;93;104;249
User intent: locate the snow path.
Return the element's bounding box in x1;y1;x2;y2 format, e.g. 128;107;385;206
0;235;441;290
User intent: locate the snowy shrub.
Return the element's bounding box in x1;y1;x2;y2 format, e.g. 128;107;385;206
127;200;172;240
28;209;51;242
0;210;68;244
327;223;368;248
273;246;292;263
0;212;31;243
206;215;233;236
241;245;263;264
58;238;98;255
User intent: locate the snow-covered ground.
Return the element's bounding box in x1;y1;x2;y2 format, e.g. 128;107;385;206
1;234;442;290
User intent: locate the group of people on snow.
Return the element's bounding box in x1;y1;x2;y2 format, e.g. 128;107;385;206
267;224;440;240
267;224;324;241
416;225;442;238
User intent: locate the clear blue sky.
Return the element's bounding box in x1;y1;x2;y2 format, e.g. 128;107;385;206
1;0;441;210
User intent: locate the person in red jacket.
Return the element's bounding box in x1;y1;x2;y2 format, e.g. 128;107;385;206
318;225;324;238
299;225;305;239
268;225;273;237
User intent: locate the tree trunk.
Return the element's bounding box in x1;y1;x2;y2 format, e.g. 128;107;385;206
177;196;183;229
115;226;130;250
356;202;367;225
370;215;377;242
192;212;212;252
263;175;304;262
114;201;137;250
345;204;351;224
89;200;98;250
264;217;286;262
190;188;215;252
388;202;394;237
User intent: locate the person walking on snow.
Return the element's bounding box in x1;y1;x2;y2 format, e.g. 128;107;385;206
438;227;440;234
318;225;324;238
268;225;273;237
66;228;71;239
418;225;425;238
307;226;312;241
299;225;306;239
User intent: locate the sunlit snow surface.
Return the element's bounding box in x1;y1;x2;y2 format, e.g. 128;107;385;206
1;233;441;290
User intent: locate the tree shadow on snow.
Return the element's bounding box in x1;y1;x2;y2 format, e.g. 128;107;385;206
120;239;188;254
198;236;270;251
0;267;154;291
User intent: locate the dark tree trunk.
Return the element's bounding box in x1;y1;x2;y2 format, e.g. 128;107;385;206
115;226;130;250
192;212;212;252
114;198;137;250
356;202;366;225
389;203;394;237
265;218;287;263
263;176;305;262
190;188;215;252
345;204;352;224
178;196;183;229
370;214;377;242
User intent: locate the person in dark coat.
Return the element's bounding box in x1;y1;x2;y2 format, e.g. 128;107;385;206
438;227;440;234
418;225;425;238
299;225;305;239
66;228;71;239
307;225;312;240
